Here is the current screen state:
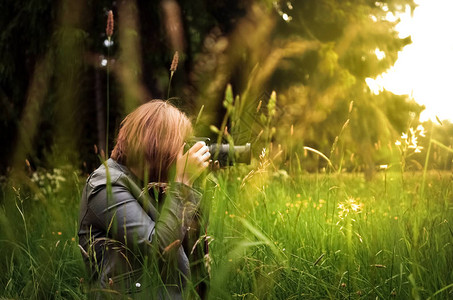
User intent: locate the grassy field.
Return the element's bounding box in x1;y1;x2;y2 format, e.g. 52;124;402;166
0;165;452;299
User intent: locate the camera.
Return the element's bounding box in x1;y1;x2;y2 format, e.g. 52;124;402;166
185;137;251;167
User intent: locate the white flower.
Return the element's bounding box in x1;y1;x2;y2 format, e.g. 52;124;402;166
415;124;426;137
395;140;401;146
401;132;408;139
351;203;361;212
135;282;141;288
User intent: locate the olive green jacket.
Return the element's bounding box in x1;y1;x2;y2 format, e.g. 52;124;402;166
78;158;202;297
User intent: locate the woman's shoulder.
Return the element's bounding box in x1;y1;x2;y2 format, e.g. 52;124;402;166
86;158;131;190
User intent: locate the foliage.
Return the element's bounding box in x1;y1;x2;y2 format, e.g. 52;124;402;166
0;0;432;175
208;168;453;299
1;164;452;299
0;169;84;299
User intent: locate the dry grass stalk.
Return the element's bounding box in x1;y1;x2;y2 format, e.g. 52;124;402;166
163;239;181;254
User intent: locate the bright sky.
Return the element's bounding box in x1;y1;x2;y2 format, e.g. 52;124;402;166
366;0;453;122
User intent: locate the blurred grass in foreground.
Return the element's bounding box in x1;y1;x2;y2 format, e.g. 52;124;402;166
0;166;452;299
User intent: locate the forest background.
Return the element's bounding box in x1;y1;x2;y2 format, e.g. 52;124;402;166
1;0;452;176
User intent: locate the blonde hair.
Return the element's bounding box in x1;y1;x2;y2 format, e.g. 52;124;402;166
111;100;192;182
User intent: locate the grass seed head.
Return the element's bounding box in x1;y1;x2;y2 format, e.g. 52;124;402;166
106;10;114;39
256;100;262;112
170;51;179;72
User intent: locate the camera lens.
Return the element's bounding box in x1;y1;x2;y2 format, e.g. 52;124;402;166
209;143;251;167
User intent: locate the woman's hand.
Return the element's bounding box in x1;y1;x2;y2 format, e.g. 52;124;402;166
175;142;211;186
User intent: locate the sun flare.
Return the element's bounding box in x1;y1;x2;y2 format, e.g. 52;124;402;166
366;0;453;122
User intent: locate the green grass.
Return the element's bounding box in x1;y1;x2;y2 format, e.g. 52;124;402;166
208;168;453;299
0;167;452;299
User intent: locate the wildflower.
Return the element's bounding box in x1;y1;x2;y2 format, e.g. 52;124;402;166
395;125;426;166
351;202;360;212
417;125;426;137
337;197;363;220
135;282;141;288
106;10;114;40
409;136;418;148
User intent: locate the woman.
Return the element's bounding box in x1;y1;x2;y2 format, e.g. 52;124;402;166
78;100;212;298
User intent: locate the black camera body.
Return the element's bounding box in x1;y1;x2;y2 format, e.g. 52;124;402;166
185;137;251;167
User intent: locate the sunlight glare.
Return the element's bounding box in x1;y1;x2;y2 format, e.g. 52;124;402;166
366;0;453;122
104;39;114;47
374;48;386;60
385;11;398;22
